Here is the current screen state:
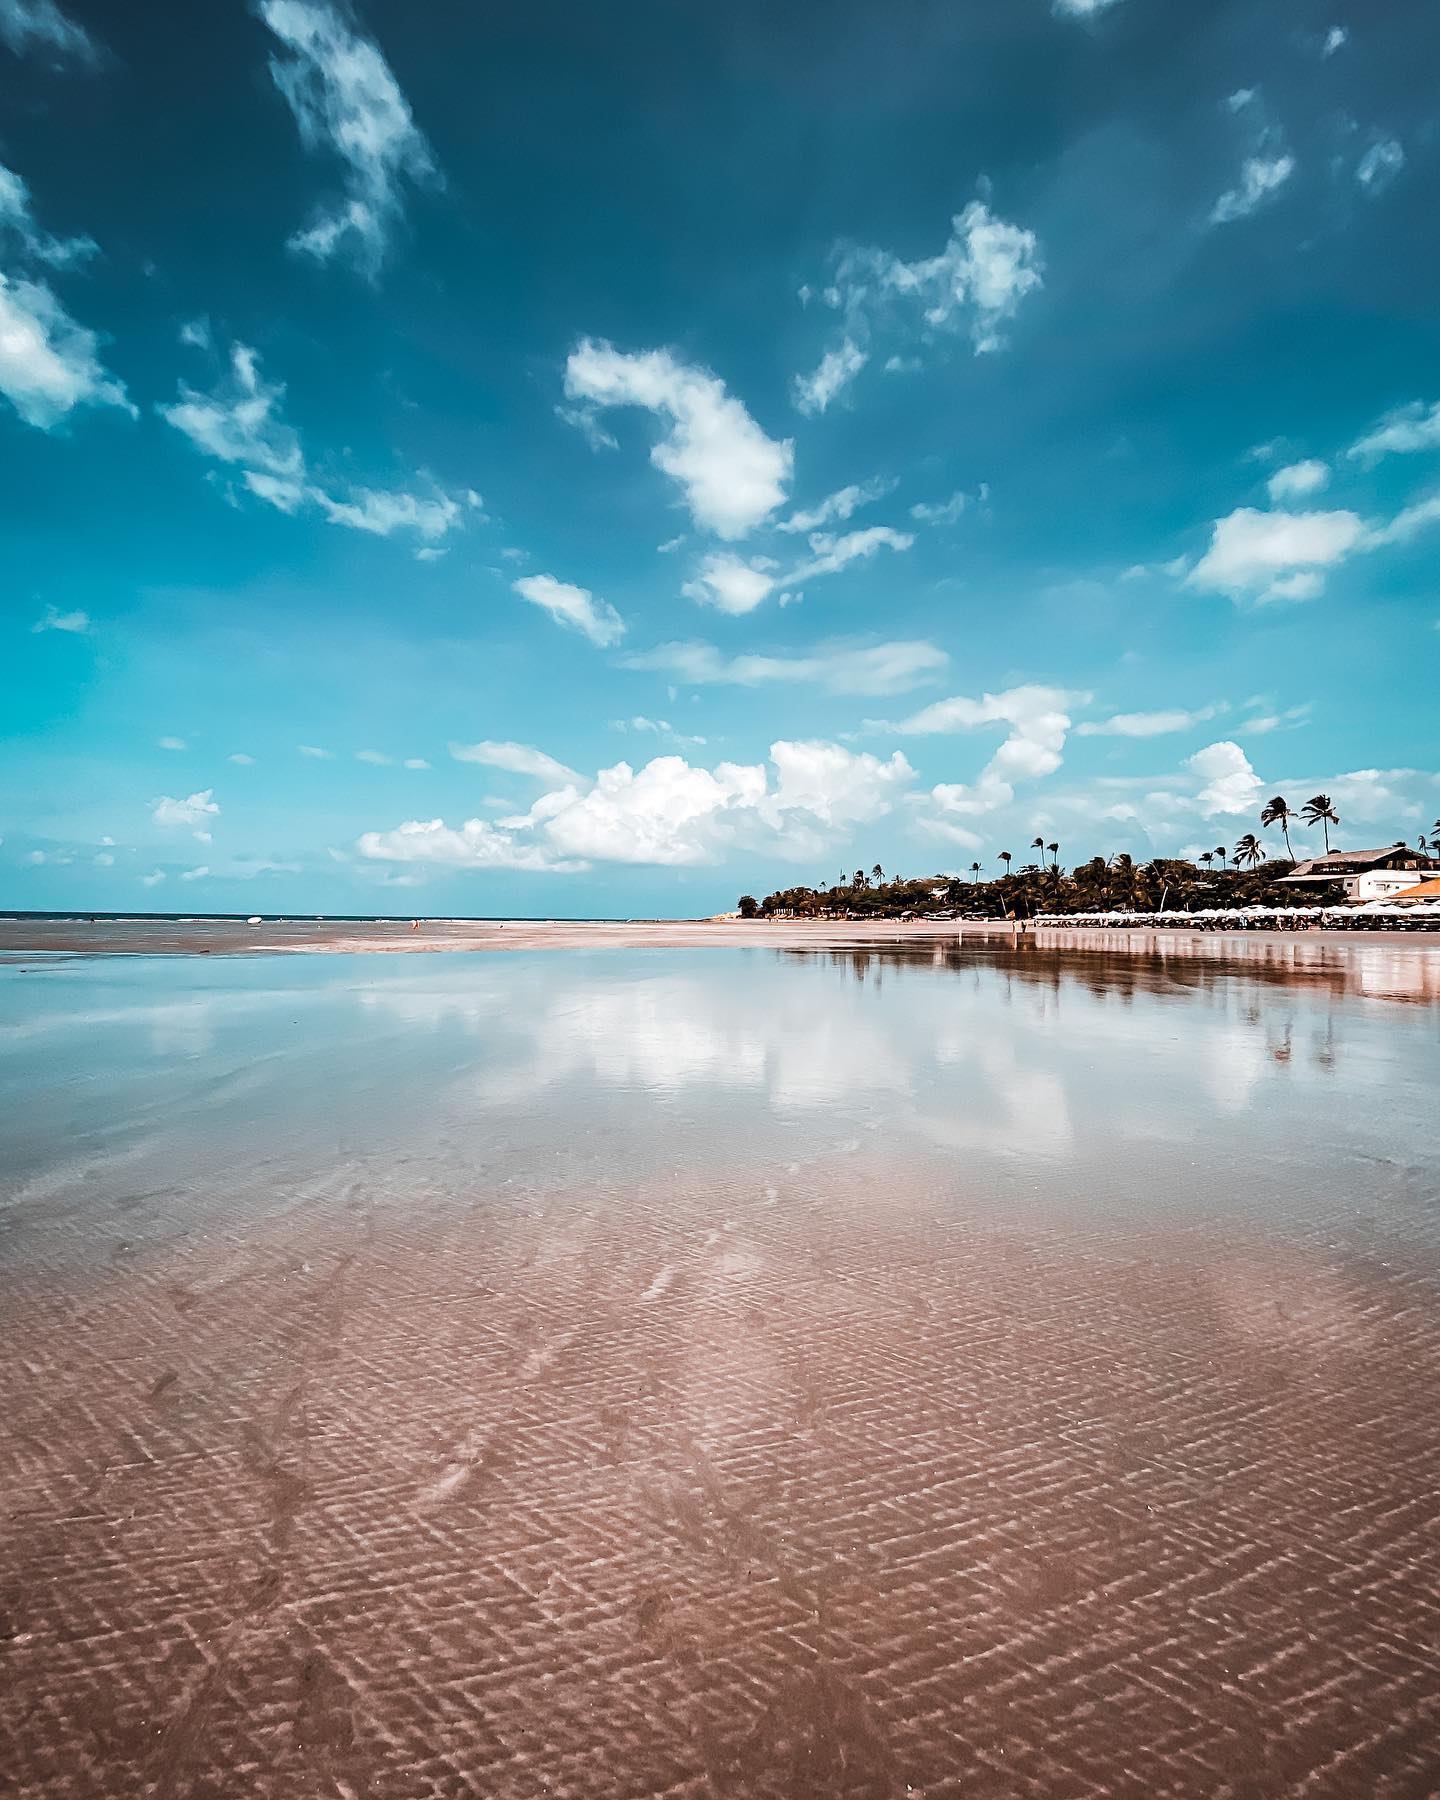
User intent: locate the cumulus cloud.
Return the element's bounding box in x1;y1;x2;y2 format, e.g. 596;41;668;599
1186;740;1262;817
0;0;97;63
0;163;130;429
899;684;1081;820
1210;151;1295;225
1266;459;1329;503
360;740;914;872
623;637;948;696
683;552;779;616
161;340;469;541
791;338;868;416
563;339;791;538
449;740;580;785
257;0;437;272
152;789;220;841
778;478;895;535
1349;399;1440;463
31;604;89;632
512;573;625;647
1077;704;1224;738
802;200;1042;407
1357;139;1405;195
1187;506;1367;601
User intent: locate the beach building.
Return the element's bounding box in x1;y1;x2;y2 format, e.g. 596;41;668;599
1280;843;1439;903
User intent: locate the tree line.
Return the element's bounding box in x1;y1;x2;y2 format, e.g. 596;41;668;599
735;796;1440;920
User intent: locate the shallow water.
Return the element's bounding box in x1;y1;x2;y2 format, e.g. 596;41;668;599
2;943;1439;1797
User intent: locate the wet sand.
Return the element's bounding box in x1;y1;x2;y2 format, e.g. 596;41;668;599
3;912;1440;960
2;944;1439;1796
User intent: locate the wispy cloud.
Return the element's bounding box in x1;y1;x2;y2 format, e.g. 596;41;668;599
623;637;948;697
161;339;472;542
1209;148;1295;225
778;478;895;535
0;160;130;429
563;339;792;538
449;740;581;785
1077;704;1224;738
1357;139;1405;196
30;604;89;633
257;0;437;273
512;573;625;647
796;195;1043;413
0;0;98;65
1349;399;1440;463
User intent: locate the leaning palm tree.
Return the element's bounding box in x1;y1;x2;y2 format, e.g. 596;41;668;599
1301;794;1339;853
969;861;982;884
1234;832;1266;868
1031;835;1045;863
1259;795;1296;859
1047;841;1059;871
998;851;1013;878
1214;845;1228;871
1199;851;1214;872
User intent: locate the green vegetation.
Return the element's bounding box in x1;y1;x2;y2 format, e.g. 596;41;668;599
742;851;1327;919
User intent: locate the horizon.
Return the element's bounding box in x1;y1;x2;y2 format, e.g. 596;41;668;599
5;0;1440;913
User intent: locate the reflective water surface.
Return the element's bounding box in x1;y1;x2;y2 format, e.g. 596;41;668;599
2;943;1439;1797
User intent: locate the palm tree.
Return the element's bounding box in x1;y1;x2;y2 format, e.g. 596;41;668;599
1030;836;1045;865
998;851;1013;879
872;863;884;885
1259;795;1296;860
969;861;982;884
1301;794;1339;853
1047;841;1059;871
1200;851;1214;873
1214;845;1228;871
1234;832;1265;868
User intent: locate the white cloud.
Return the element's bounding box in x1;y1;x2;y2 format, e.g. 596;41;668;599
563;339;792;538
229;752;256;765
357;816;587;873
1077;704;1223;738
0;267;130;430
1349;399;1440;463
158;736;187;752
682;552;779;616
909;491;969;526
791;338;867;415
1187;506;1366;601
1186;741;1262;817
623;637;948;696
179;865;210;882
825;198;1043;370
1266;459;1329;502
140;869;166;888
355;749;392;764
786;524;914;584
0;0;97;63
1322;25;1348;56
900;684;1081;818
298;744;333;758
362;740;913;872
1052;0;1126;15
449;740;581;785
1210;152;1295;225
0;160;96;267
403;757;429;770
30;604;89;633
161;340;467;540
258;0;436;273
151;790;220;836
1357;139;1404;195
313;486;462;541
512;572;625;647
778;477;894;535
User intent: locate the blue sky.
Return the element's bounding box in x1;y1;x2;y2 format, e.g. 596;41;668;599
3;0;1438;916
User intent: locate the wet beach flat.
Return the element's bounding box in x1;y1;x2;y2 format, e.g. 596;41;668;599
2;941;1439;1797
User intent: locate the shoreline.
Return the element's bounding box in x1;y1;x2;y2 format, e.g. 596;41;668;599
2;914;1439;958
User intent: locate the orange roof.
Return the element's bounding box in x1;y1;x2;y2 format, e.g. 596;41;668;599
1390;875;1440;901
